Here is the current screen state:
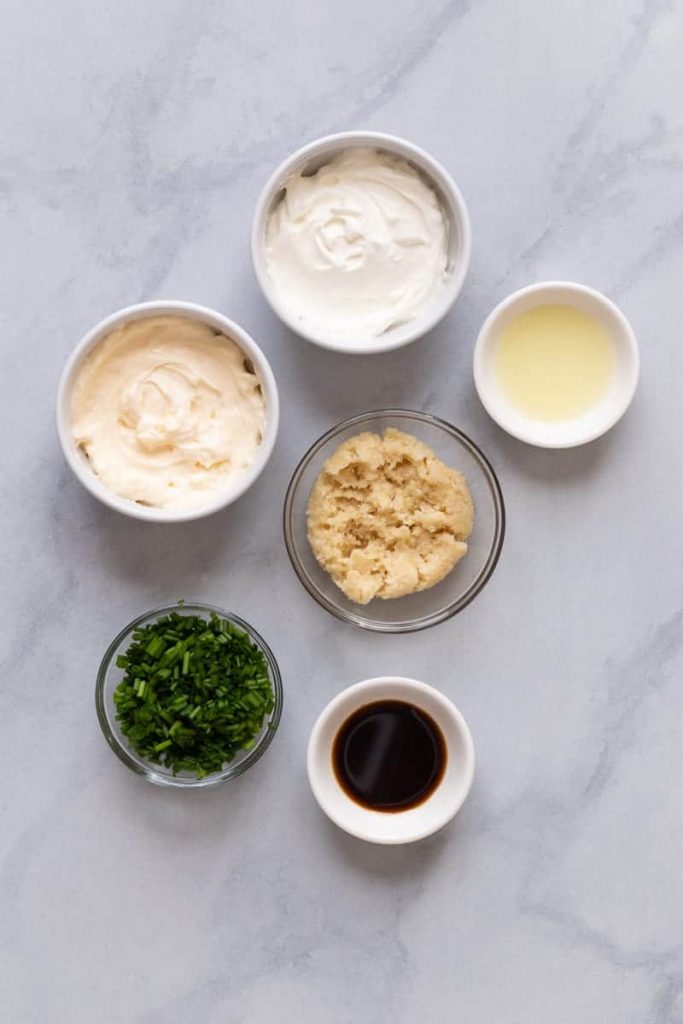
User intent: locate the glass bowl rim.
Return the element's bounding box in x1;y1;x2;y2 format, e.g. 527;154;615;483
283;408;506;633
95;602;283;788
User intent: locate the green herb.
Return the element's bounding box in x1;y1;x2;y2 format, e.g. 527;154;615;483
113;610;275;778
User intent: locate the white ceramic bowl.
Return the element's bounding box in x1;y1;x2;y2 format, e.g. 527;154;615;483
473;281;639;448
307;677;475;844
251;131;471;355
56;300;280;522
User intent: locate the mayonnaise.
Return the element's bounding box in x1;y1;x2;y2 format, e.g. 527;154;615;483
70;316;266;510
265;148;448;343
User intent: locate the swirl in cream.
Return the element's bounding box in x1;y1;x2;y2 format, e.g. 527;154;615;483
265;148;448;343
70;316;266;510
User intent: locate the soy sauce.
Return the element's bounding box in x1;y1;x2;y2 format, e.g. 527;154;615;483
333;700;446;812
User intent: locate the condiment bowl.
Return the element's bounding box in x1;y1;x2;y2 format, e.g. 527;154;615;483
283;409;505;633
56;300;280;522
96;603;283;788
307;677;475;844
473;281;640;448
251;131;471;354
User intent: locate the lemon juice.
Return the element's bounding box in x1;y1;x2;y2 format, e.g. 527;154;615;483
494;304;614;421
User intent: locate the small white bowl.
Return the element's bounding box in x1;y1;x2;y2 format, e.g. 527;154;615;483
251;131;471;355
473;282;639;448
56;300;280;522
307;677;475;845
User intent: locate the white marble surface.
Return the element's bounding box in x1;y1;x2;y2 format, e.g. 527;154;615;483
1;1;682;1021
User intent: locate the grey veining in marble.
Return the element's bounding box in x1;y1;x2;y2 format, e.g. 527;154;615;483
1;1;683;1021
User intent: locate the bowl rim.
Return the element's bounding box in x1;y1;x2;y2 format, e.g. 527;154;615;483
473;280;640;448
251;130;472;355
56;300;280;523
95;602;283;788
283;408;506;633
306;676;475;844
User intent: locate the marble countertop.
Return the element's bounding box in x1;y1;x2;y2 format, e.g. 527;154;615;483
2;1;682;1021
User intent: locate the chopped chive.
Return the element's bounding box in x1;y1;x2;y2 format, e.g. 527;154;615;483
112;607;275;778
145;634;166;659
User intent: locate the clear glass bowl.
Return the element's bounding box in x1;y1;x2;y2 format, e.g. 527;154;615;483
96;603;283;788
283;410;505;633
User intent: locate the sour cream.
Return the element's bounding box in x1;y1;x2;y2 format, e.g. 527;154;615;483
70;316;266;510
265;148;448;343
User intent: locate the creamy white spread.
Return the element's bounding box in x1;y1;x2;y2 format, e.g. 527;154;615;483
70;316;266;510
265;148;448;343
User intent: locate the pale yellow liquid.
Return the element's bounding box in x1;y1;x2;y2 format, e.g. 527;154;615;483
494;304;615;421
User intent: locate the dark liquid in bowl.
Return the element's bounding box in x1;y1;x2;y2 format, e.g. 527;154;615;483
332;700;446;812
